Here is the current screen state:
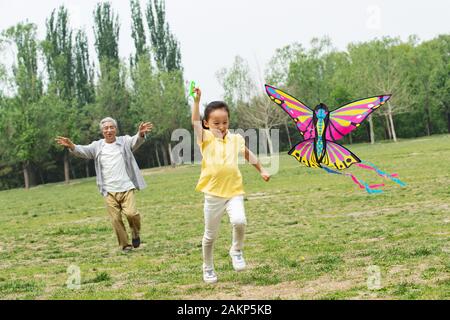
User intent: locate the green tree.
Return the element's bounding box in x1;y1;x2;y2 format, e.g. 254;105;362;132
1;23;49;189
346;38;412;142
141;0;186;166
74;30;95;109
217;56;255;109
264;43;305;148
413;43;435;136
129;57;159;164
0;39;6;92
42;6;74;102
93;2;131;133
431;35;450;133
42;6;80;183
95;62;131;131
73;29;96;177
155;70;189;166
288;37;336;105
346;40;381;143
146;0;182;72
130;0;148;65
265;43;304;87
410;35;450;136
129;61;188;167
94;2;120;71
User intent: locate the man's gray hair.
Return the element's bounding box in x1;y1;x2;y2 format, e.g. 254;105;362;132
99;117;118;131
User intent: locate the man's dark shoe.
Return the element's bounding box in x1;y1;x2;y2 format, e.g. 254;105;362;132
132;237;140;248
122;245;133;254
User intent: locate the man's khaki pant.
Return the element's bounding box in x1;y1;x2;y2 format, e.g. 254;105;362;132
105;189;141;248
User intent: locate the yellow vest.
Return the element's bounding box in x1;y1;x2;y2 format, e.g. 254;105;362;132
196;130;245;198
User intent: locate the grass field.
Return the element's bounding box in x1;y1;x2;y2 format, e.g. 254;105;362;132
0;135;449;300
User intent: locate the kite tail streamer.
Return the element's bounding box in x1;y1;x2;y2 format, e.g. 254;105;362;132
322;167;383;194
355;161;406;187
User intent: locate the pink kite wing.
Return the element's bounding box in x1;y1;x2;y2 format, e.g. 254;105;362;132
326;95;391;141
265;84;315;139
321;141;361;170
288;139;321;168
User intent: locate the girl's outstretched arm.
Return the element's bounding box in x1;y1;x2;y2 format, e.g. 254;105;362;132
244;146;270;182
191;87;204;145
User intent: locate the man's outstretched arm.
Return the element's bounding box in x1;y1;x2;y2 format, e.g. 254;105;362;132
131;122;153;152
55;136;95;159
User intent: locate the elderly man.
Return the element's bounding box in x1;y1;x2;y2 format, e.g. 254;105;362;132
56;117;153;253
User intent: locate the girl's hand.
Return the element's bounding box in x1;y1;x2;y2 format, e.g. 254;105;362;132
260;168;271;182
194;87;201;104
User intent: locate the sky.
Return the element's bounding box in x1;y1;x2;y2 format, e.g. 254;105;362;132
0;0;449;102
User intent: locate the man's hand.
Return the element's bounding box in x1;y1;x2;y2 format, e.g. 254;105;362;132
138;122;153;137
55;136;75;150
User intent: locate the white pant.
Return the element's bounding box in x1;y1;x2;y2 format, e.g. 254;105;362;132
202;194;247;270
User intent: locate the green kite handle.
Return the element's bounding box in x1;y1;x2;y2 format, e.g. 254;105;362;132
189;81;196;98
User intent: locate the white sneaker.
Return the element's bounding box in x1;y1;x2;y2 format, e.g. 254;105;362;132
230;251;246;271
203;268;218;284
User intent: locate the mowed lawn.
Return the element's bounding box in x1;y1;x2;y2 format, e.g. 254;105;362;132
0;135;449;300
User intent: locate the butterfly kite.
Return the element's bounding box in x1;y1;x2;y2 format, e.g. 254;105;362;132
265;84;405;193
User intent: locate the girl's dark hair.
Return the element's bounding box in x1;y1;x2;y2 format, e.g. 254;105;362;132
202;101;230;129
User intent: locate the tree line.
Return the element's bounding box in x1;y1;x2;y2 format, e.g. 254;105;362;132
0;1;448;190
